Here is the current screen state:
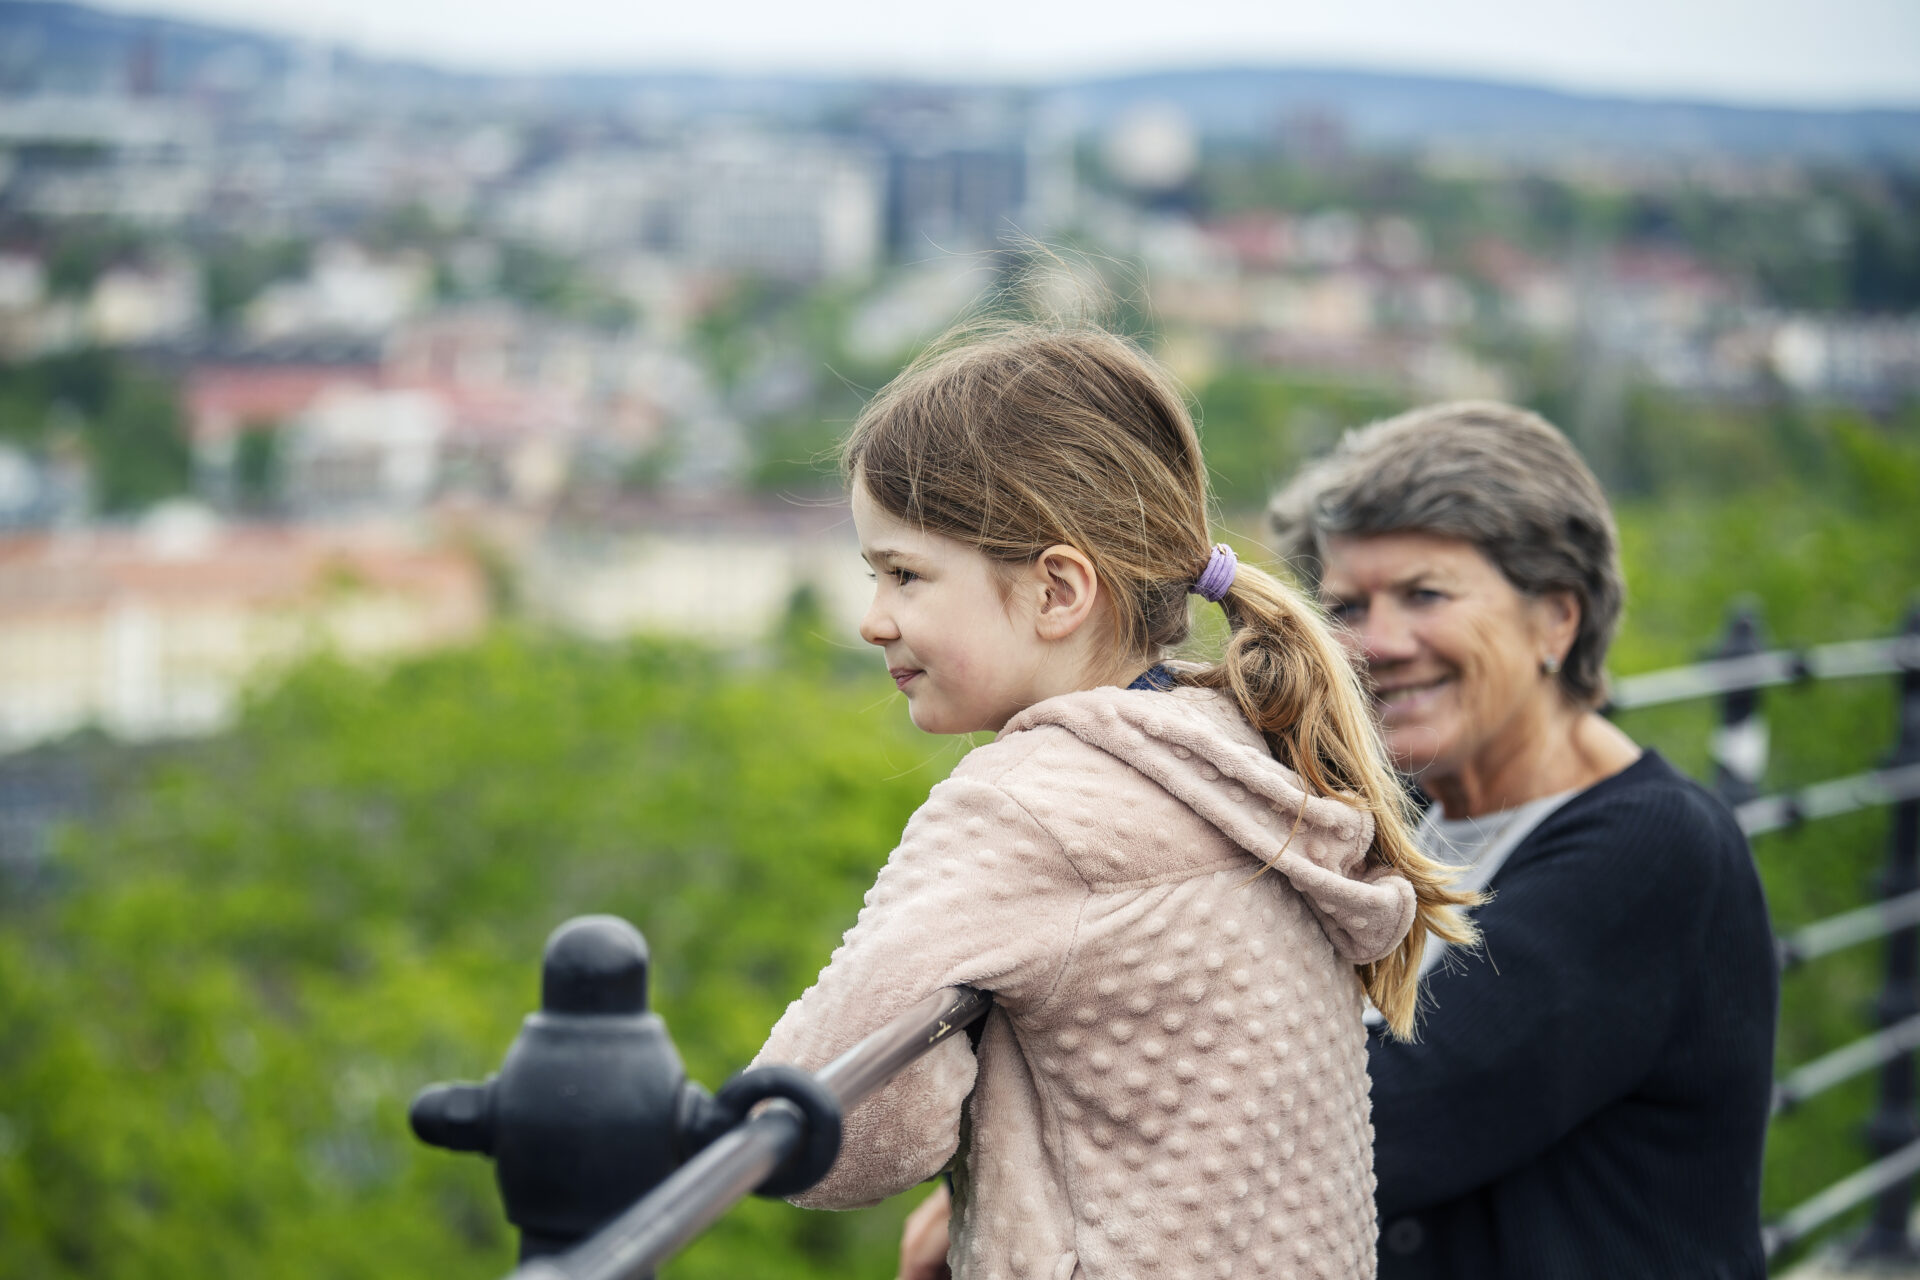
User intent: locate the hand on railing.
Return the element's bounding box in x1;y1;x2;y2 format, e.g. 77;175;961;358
409;916;844;1263
409;914;988;1280
896;1183;954;1280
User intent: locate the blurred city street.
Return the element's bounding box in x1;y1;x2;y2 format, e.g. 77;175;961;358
0;3;1913;751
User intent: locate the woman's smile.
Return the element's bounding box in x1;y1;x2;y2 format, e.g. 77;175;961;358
1372;674;1454;721
1320;531;1567;792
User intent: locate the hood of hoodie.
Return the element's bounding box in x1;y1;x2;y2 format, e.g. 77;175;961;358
1001;682;1415;965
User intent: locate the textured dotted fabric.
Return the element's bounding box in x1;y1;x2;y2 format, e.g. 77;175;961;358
754;685;1412;1279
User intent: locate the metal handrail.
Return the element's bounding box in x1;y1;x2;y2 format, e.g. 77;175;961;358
1609;635;1920;711
1736;763;1920;838
1774;1014;1920;1115
1763;1137;1920;1256
509;985;990;1280
1779;889;1920;971
1608;607;1920;1262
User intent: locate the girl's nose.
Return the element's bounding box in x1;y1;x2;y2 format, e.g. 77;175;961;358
858;595;897;647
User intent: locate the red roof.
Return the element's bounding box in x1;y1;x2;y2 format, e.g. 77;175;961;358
184;365;380;444
0;524;488;625
184;366;584;446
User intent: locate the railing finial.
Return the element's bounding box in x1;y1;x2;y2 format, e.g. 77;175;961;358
410;916;704;1264
1711;600;1770;807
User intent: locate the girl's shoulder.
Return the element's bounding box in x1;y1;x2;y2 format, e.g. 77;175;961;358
999;681;1265;755
987;682;1410;964
992;682;1374;865
960;683;1260;799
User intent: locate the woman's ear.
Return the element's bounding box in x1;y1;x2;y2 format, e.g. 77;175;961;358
1534;589;1581;669
1030;544;1101;642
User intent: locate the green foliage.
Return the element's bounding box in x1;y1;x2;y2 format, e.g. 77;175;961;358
1602;434;1919;1263
232;425;280;511
1197;152;1920;313
0;350;191;512
1195;367;1409;511
0;630;963;1280
495;243;636;330
747;413;846;496
1;379;1915;1274
41;222;156;298
203;238;311;328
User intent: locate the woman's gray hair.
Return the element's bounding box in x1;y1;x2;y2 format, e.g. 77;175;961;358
1267;401;1623;707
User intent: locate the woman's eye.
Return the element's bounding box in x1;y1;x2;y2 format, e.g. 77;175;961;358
1410;587;1445;605
1325;600;1361;623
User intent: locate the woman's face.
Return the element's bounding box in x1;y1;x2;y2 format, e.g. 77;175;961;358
1317;532;1573;785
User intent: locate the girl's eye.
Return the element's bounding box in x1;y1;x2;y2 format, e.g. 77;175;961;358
892;568;919;585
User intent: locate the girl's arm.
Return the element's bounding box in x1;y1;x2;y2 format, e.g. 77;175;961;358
753;761;1086;1210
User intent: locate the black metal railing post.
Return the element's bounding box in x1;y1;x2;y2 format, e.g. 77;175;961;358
411;915;991;1280
513;984;991;1280
410;916;713;1263
405;611;1920;1273
1849;605;1920;1266
1712;603;1769;808
1607;617;1920;1256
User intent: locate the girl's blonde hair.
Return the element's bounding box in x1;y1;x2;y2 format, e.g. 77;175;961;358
843;322;1474;1039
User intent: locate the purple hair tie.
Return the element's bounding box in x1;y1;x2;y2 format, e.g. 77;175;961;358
1191;543;1237;603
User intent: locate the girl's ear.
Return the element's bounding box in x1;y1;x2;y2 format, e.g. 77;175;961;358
1030;544;1101;641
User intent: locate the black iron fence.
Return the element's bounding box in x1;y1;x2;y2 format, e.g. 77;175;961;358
1608;604;1920;1264
413;604;1920;1277
410;913;989;1280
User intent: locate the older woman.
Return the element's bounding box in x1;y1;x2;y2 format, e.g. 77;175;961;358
1268;401;1776;1278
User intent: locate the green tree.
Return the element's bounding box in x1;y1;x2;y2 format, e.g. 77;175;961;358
0;633;963;1280
0;351;191;512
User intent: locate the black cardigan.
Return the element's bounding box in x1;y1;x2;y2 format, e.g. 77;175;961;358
1369;751;1778;1279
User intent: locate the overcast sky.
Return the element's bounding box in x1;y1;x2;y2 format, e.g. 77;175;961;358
97;0;1920;107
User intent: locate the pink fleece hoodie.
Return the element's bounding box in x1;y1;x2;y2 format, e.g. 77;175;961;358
755;682;1414;1280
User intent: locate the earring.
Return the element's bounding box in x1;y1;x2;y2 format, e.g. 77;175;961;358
1541;654;1562;676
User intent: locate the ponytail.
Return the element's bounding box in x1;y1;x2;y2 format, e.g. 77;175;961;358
1187;564;1479;1040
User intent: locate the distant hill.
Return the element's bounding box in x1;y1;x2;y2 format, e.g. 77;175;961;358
0;0;493;99
2;0;1917;159
1050;67;1920;159
0;0;295;90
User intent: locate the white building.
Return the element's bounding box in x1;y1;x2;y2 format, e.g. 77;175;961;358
1771;315;1920;399
0;509;487;751
282;387;450;517
683;134;882;281
245;242;432;342
87;256;203;346
521;496;870;642
501;133;882;282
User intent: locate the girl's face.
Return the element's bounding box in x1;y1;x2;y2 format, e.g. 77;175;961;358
852;485;1064;735
1316;531;1572;787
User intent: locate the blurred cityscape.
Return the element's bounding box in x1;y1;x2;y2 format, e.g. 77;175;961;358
0;0;1917;752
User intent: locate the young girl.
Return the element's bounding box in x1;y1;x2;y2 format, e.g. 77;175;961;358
754;324;1472;1280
